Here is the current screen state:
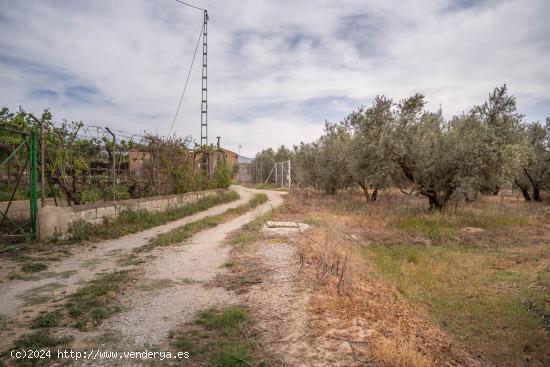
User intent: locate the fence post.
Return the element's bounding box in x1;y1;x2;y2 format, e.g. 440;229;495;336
105;127;116;201
288;160;291;190
29;131;38;240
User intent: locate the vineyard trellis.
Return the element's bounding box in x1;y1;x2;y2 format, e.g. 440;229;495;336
0;108;234;244
0;126;38;242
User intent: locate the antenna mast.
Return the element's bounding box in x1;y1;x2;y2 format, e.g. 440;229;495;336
200;10;209;146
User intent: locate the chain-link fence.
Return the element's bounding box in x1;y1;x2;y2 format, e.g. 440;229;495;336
0;112;234;243
0;126;38;242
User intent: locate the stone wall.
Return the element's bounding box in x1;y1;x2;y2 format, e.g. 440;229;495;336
37;189;225;240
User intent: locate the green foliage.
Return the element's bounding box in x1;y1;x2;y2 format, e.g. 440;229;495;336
285;85;549;208
252;145;293;183
31;311;61;328
514;118;550;201
347;96;400;199
80;188;102;203
211;161;232;189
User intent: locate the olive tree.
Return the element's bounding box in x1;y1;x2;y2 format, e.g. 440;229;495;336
514;119;550;201
472;85;525;195
292;142;319;187
314;122;353;194
386;94;487;209
346;96;396;201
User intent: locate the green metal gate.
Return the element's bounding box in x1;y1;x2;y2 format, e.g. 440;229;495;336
0;127;38;244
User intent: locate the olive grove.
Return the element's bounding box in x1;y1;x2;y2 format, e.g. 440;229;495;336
253;85;550;209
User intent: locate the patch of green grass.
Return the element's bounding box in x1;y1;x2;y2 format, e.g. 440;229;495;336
393;216;455;240
66;190;240;243
211;342;253;367
253;183;288;192
13;330;73;349
137;279;176;292
116;253;145;267
244;211;272;231
142;194;268;251
364;243;550;365
31;311;61;328
65;271;133;330
27;273;130;332
227;211;274;248
169;306;268;367
21;262;48;273
393;208;536;240
229;231;258;247
457;209;534;230
197;307;248;334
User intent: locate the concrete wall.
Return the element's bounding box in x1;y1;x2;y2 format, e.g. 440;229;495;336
37;189;225;240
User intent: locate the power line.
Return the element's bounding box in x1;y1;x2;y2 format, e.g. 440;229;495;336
174;0;205;11
167;22;205;136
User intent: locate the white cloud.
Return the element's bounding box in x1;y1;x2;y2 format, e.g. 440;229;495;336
0;0;548;157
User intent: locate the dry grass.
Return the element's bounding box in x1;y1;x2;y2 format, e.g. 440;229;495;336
273;188;550;367
372;338;432;367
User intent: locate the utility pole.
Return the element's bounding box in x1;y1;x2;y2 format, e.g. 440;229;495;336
200;10;209;146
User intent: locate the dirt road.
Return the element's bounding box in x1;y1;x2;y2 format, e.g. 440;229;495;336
107;186;285;344
0;186;285;345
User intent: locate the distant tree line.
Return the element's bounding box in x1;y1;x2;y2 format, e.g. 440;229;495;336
253;85;550;209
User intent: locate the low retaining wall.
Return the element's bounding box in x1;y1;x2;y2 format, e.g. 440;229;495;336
37;189;225;240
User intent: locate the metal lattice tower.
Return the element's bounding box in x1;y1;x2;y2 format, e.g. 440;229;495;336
200;10;209;146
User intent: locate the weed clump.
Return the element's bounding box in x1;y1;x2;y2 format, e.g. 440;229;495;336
21;262;48;273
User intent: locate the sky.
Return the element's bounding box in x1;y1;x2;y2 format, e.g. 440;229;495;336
0;0;549;157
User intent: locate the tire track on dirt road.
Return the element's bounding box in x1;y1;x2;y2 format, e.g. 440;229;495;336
0;186;256;331
106;187;285;345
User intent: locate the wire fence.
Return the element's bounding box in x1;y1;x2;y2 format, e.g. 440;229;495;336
0;114;234;242
238;160;293;189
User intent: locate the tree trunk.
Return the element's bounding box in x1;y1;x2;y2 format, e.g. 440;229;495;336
370;188;378;202
523;168;541;202
533;187;541;202
357;181;370;201
520;188;532;201
515;180;532;202
424;186;443;210
428;195;442;210
51;175;81;205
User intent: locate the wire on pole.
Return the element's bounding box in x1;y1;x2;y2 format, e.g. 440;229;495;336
168;22;205;136
174;0;206;11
